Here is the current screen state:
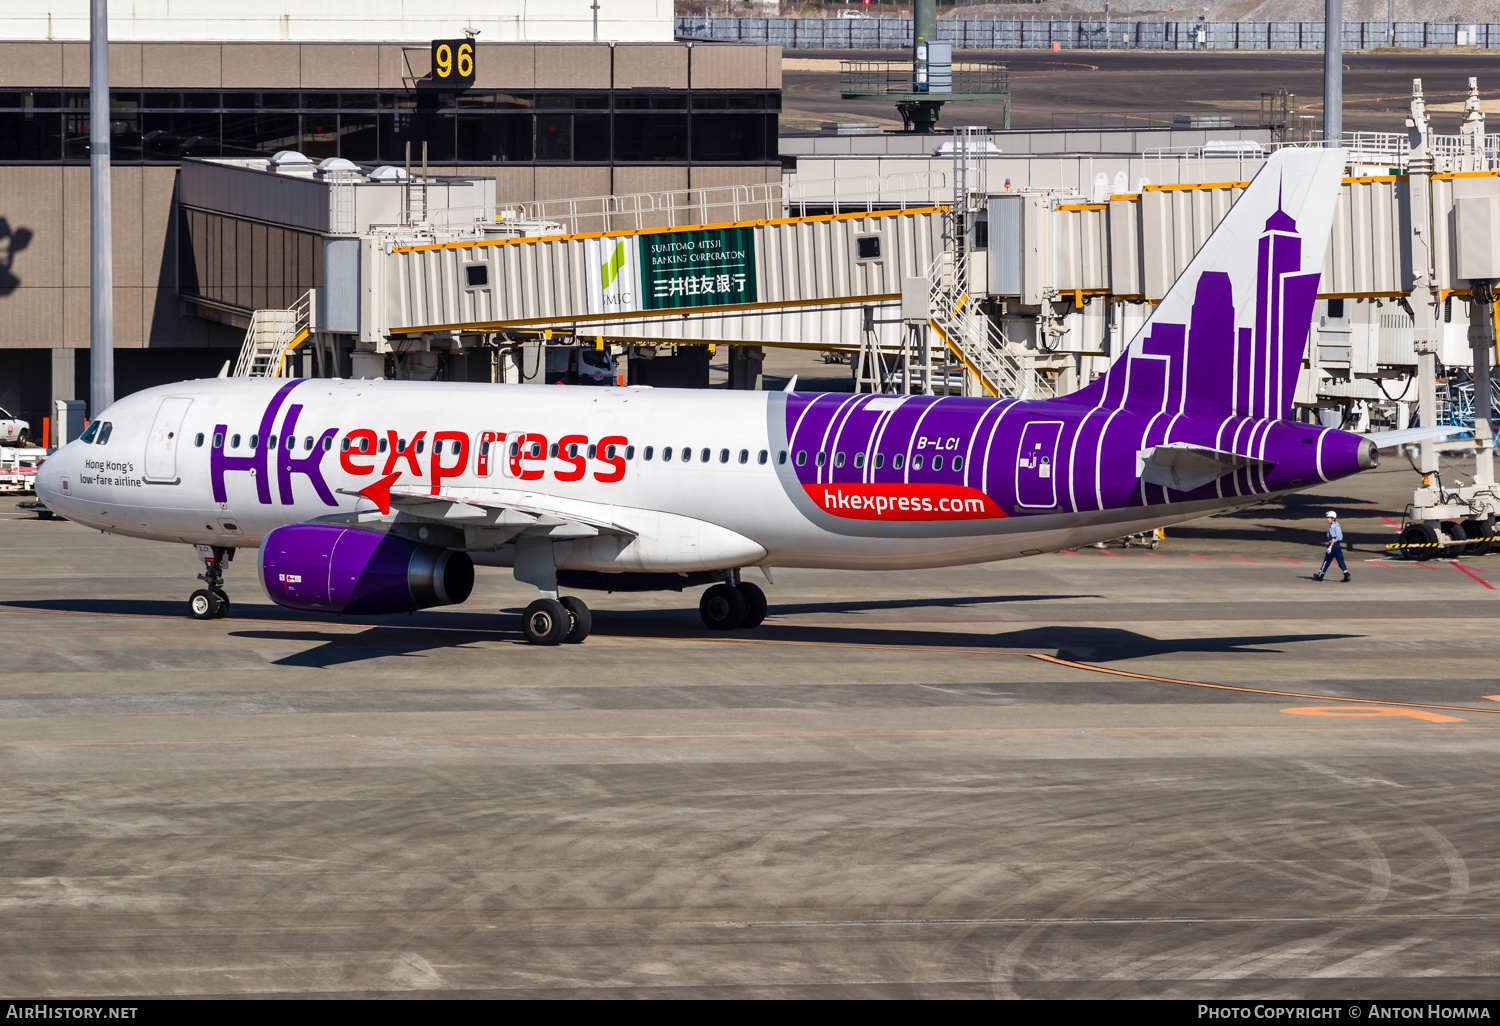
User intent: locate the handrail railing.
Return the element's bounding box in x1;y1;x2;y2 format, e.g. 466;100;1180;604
234;290;314;378
383;172;957;240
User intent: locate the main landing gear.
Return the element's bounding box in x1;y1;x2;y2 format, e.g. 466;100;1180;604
521;595;592;646
699;570;767;631
189;544;234;620
513;537;591;646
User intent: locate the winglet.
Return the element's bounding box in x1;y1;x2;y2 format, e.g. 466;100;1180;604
336;472;401;514
217;360;230;379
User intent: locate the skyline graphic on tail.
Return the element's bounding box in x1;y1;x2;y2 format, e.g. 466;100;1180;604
1066;149;1344;422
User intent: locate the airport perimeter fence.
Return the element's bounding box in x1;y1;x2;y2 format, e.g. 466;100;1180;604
677;17;1500;51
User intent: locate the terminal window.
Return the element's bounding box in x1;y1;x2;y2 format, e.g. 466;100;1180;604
0;90;780;166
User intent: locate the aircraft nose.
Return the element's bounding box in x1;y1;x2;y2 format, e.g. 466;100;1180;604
35;444;69;507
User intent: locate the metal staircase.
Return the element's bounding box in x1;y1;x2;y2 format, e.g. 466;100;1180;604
233;290;314;378
927;254;1054;400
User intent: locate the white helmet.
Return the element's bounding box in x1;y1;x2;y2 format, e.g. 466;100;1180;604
1325;511;1338;519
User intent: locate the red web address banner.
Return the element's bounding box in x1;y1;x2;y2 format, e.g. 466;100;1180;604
805;483;1008;521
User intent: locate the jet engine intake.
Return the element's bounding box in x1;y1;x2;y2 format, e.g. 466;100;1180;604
259;524;474;614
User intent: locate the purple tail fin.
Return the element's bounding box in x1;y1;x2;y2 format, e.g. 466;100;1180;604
1063;149;1343;420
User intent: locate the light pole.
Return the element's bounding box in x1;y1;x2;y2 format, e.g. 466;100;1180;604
1323;0;1343;146
90;0;114;415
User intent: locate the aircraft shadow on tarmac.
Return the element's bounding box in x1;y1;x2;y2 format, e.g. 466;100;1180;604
226;621;1358;670
3;599;1359;669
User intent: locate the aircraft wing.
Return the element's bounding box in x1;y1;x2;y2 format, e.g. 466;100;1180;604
1361;425;1474;450
1139;442;1272;493
334;473;635;542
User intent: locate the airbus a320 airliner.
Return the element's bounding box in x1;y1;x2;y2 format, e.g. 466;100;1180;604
36;148;1385;645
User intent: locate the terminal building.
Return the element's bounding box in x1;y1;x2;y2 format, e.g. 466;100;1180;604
0;0;780;429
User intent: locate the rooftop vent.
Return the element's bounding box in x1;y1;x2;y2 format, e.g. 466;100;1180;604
268;150;315;176
317;157;362;177
368;165;410;181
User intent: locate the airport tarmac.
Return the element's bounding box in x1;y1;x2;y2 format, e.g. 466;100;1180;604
782;50;1500;133
2;456;1498;998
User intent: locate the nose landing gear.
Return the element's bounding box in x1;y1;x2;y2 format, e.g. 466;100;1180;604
190;544;233;620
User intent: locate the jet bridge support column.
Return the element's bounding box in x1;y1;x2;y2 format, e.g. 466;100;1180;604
1406;80;1441;479
1468;281;1496;490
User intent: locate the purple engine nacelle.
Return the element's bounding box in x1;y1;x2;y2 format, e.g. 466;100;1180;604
259;524;475;615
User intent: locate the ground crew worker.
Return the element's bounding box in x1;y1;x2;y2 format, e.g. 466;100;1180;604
1313;510;1350;582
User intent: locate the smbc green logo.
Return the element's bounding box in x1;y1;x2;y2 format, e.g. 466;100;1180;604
601;241;627;289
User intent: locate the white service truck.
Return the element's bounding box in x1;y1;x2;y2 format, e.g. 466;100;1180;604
0;406;30;446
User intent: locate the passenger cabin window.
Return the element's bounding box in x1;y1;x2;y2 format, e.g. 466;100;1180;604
378;438;388;453
778;451;787;465
681;447;691;463
659;446;670;461
249;434;260;449
932;455;943;471
232;434;242;449
739;449;749;465
759;450;768;465
322;436;333;451
213;432;224;449
893;454;905;470
833;452;845;468
625;445;635;460
719;449;729;463
912;454;924;470
952;455;964;471
874;453;883;469
700;448;710;463
815;453;826;468
644;446;654;461
795;451;806;466
194;433;205;447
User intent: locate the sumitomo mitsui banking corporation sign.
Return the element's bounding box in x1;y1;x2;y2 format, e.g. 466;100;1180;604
585;227;758;316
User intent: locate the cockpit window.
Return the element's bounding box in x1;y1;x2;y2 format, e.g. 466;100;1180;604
80;421;100;444
96;422;113;445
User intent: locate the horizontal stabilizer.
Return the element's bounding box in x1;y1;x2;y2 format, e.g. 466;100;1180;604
1139;442;1272;493
1362;425;1474;450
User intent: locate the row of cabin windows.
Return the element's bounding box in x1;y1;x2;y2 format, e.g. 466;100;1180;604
794;450;961;472
190;432;959;472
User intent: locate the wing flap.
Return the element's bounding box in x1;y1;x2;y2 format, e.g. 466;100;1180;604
334;480;637;543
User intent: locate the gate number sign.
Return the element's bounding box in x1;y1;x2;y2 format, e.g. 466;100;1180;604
432;39;476;87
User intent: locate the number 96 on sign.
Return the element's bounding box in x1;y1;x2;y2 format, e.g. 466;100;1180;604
432;39;476;85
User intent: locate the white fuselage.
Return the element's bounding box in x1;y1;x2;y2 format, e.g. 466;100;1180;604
35;378;1259;575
